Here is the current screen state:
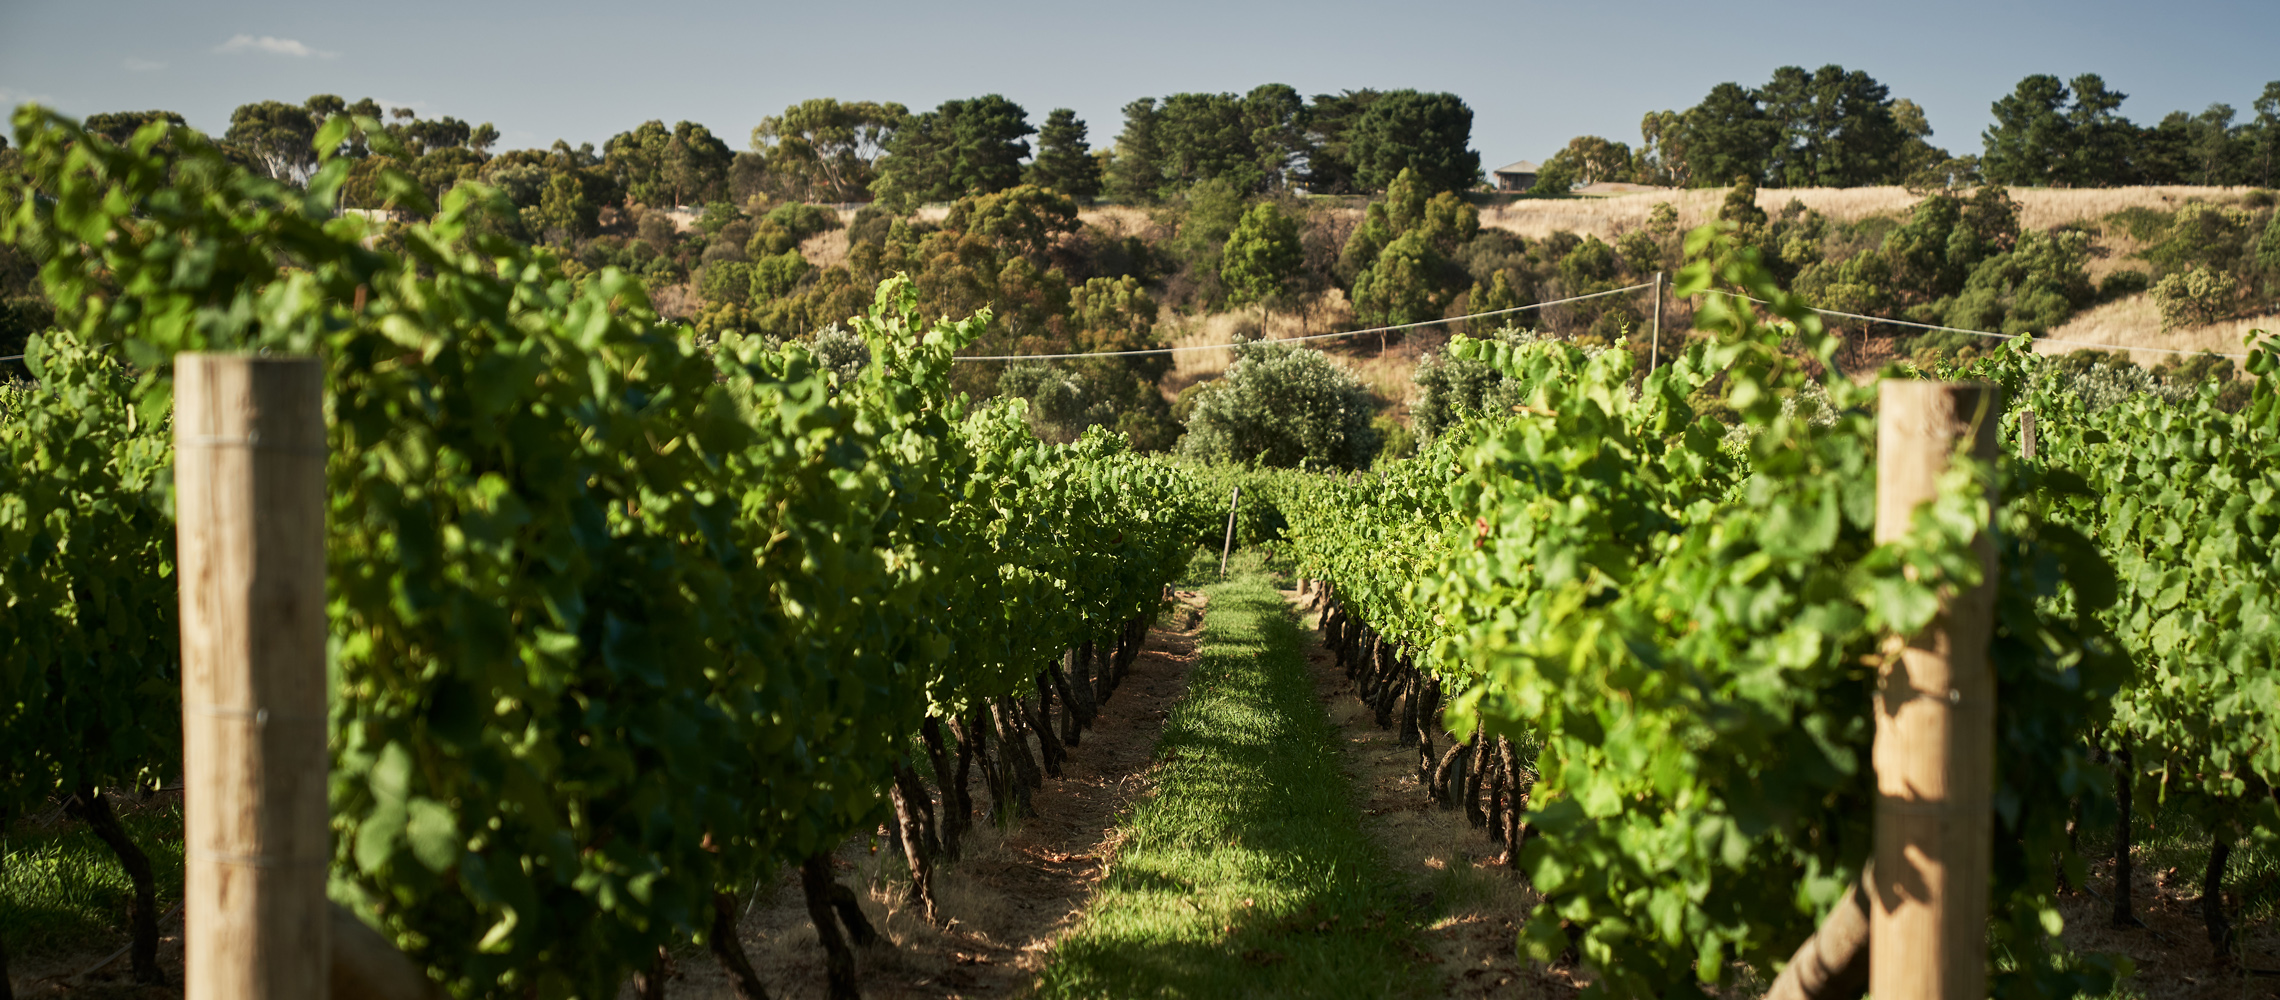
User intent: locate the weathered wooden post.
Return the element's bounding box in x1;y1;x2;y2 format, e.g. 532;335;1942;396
1871;380;1999;1000
2019;409;2038;460
1649;271;1664;371
1219;486;1242;577
176;355;330;1000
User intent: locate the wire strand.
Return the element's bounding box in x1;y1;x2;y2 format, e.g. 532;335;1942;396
949;282;1656;362
1701;289;2260;361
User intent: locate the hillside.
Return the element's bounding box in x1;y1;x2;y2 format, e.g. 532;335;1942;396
1153;184;2277;418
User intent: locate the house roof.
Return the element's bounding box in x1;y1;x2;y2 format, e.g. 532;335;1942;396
1493;160;1539;175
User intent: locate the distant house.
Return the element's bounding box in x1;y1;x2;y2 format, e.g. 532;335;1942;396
1492;160;1539;192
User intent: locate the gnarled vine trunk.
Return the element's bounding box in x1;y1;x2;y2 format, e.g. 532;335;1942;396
799;855;862;1000
709;891;772;1000
69;787;163;985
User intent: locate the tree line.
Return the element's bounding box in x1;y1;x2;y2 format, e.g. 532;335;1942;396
1540;67;2280;193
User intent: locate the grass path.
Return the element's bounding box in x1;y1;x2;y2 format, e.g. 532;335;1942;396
1033;572;1425;999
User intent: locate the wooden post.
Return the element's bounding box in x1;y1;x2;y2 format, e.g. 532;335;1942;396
176;355;330;1000
1218;486;1241;577
1649;271;1664;371
2019;409;2037;460
1871;380;1999;1000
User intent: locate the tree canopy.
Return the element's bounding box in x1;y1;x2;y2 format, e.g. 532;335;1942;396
1025;108;1101;199
1348;90;1481;194
871;95;1035;210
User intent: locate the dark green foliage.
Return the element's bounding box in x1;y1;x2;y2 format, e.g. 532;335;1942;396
1105;85;1317;202
1758;65;1910;187
1219;202;1302;309
871;95;1036;209
82;110;185;145
1717;176;1767;227
1105;98;1167;204
1026;108;1101;199
2099;269;2152;301
1347;90;1480;194
1178;341;1380;470
1942;229;2096;336
1979;75;2280;187
1681;83;1776;188
1297;89;1381;195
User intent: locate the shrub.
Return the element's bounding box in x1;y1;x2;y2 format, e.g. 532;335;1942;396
2104;205;2173;242
1176;341;1380;470
761;202;840;240
806;324;871;384
2140;202;2254;276
1718;177;1767;228
750;249;810;302
2098;269;2152;301
1410;326;1549;439
846;204;896;246
693;201;742;234
697;260;753;307
2151;266;2240;330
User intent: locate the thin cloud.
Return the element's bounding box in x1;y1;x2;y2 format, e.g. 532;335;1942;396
123;57;167;72
214;34;336;59
0;87;57;105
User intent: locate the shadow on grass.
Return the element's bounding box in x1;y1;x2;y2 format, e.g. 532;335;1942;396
1036;574;1426;999
0;799;184;955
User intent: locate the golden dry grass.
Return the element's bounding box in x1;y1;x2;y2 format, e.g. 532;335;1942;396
2036;296;2279;364
800;227;851;270
1476;185;2266;243
1076;205;1155;239
1160;292;1358;397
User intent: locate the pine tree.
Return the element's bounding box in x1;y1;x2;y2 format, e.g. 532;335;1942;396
1025;108;1102;199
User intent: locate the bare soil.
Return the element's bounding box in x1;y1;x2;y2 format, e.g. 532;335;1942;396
8;913;185;999
650;591;1209;999
2053;855;2280;1000
1283;588;1586;1000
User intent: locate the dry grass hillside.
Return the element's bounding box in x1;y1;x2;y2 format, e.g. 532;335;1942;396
2038;298;2278;365
1474;184;2270;243
1147;185;2274;412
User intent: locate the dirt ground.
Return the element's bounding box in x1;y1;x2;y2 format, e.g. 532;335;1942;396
7;920;185;999
1283;587;1586;1000
650;592;1209;1000
2053;855;2280;999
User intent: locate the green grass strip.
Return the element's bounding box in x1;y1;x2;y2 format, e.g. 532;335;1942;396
0;803;184;954
1035;571;1424;999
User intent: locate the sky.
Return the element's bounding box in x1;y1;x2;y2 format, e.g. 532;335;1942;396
4;0;2278;169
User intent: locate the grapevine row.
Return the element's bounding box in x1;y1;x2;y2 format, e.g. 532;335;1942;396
1273;230;2139;996
0;108;1211;998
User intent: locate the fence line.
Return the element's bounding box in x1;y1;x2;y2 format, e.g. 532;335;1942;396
1700;289;2257;361
2;288;2256;368
949;283;1655;363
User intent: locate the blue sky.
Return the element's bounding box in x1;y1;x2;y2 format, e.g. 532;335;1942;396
4;0;2276;168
